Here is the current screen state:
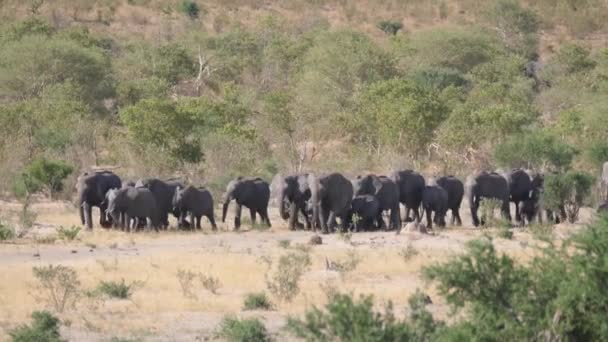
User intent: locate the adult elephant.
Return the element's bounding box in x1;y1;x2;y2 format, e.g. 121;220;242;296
222;177;271;230
352;174;400;230
508;169;536;223
309;173;353;234
135;178;184;229
275;174;311;230
467;171;511;227
76;170;122;230
391;170;425;223
173;185;217;231
421;185;448;230
436;176;464;226
106;187;161;232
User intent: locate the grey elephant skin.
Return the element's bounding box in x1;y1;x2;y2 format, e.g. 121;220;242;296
136;178;184;228
509;169;544;225
76;170;122;230
173;185;217;230
349;194;380;232
467;171;511;227
277;174;311;230
436;176;464;226
421;185;448;229
106;187;161;232
308;173;353;234
353;174;400;230
391;170;425;223
222;177;271;230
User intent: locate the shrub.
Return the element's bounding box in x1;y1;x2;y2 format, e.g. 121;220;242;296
556;43;596;74
32;265;80;312
243;292;273;311
21;158;74;199
0;222;16;241
57;226;81;241
94;279;137;299
544;171;594;223
497;227;513;239
277;239;290;248
217;316;270;342
287;293;415;340
377;20;403;35
176;269;197;299
9;311;64;342
180;1;200;19
399;243;419;262
265;250;311;303
200;274;222;295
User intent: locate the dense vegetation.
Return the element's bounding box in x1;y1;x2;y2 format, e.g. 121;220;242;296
0;0;607;198
288;215;608;341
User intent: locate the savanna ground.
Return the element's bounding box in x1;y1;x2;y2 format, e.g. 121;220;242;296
0;200;592;341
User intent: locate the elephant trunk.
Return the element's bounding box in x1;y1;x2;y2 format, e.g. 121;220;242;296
222;193;232;223
279;189;290;221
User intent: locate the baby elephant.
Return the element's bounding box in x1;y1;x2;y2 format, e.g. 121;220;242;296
421;185;448;230
173;186;217;231
348;195;381;232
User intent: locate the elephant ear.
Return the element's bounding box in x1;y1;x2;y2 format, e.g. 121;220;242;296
372;176;383;196
270;173;286;198
298;175;310;194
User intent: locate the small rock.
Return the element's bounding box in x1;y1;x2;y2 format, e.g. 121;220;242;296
33;253;40;258
71;250;77;254
309;235;323;245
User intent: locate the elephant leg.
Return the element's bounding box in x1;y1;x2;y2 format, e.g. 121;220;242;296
405;207;411;222
426;209;433;230
79;204;85;226
318;206;328;234
502;201;512;222
288;203;298;230
189;212;196;230
377;213;387;230
249;208;257;226
455;209;462;226
83;203;93;230
514;202;521;223
391;206;401;230
208;213;218;231
178;212;186;229
195;215;202;230
471;197;480;227
300;206;312;230
326;211;337;233
262;208;271;227
234;203;242;230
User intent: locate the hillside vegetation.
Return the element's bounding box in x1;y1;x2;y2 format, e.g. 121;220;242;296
1;0;607;197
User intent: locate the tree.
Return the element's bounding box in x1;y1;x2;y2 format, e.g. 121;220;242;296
544;171;594;223
22;158;74;199
350;78;447;156
484;0;540;57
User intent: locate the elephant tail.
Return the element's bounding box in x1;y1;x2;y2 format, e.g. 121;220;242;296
465;174;477;208
222;199;230;223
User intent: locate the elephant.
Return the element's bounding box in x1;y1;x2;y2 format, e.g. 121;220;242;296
508;169;536;223
436;176;464;226
352;174;400;230
275;174;312;230
467;171;511;227
348;195;381;232
391;170;425;223
76;170;122;230
222;177;271;230
173;185;217;231
106;187;161;232
308;173;353;234
135;178;184;228
421;185;448;230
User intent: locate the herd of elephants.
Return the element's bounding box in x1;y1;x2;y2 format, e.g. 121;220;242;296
75;168;568;234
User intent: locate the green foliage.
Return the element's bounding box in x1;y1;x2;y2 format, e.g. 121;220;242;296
32;265;80;313
9;311;64;342
555;43;596;74
265;250;311;303
56;226;81;241
217;316;270;342
2;18;53;42
494;130;578;170
94;279;137;299
180;1;200;19
588;141;608;168
485;0;539;57
351;78;447;154
21;158;73;199
0;222;16;241
243;292;273;311
544;171;594;222
286;293;415;341
377;20;403;35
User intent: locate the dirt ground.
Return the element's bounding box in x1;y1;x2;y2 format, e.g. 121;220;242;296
0;200;594;341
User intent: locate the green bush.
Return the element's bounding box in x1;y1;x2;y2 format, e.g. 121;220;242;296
217;316;270;342
32;265;80;313
21;158;74;199
56;226;81;241
556;43;596;74
180;1;200;19
0;222;16;241
94;279;137;299
494;130;578;170
544;171;594;223
265;250;311;303
9;311;64;342
377;20;403;35
287;293;416;341
243;292;273;311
